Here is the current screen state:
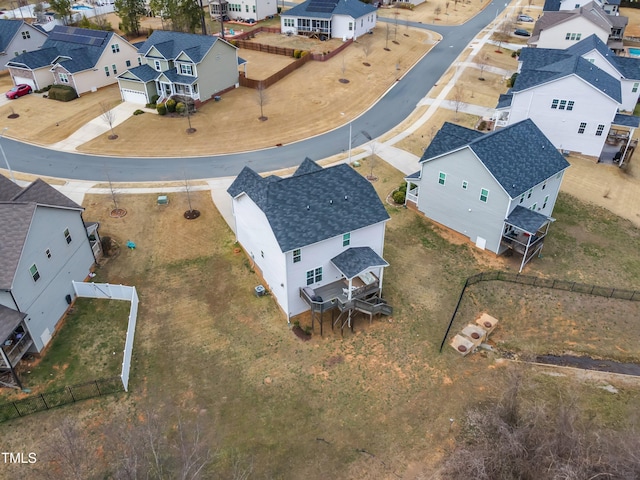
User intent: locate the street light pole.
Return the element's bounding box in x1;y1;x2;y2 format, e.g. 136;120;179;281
0;127;15;183
348;121;352;164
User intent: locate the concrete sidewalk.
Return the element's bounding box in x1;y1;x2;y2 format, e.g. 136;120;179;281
50;102;156;152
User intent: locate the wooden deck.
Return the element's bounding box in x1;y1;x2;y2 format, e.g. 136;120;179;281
300;277;380;310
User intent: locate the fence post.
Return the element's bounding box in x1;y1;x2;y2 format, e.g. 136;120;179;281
439;278;469;353
571;282;575;292
95;380;101;395
632;291;637;301
40;394;48;409
610;288;615;298
13;402;21;417
68;386;76;402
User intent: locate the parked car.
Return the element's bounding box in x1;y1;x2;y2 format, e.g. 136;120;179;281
6;84;32;99
517;14;534;22
514;28;531;37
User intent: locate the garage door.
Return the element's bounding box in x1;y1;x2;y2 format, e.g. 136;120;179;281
121;88;147;104
13;76;35;89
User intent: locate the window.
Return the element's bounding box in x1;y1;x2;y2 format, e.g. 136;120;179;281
284;18;294;27
104;66;110;77
559;100;567;110
361;19;363;27
59;73;69;83
126;60;131;67
137;57;142;66
527;189;532;199
530;203;537;210
578;122;587;134
349;22;353;31
306;267;322;285
111;43;120;53
576;33;581;40
519;194;525;204
633;82;639;93
542;182;546;190
64;228;72;244
438;172;446;185
45;248;51;259
595;124;605;136
154;60;161;71
253;5;255;12
293;249;301;263
551;99;559;109
30;264;40;282
543;195;549;209
179;63;193;75
21;31;30;39
479;188;489;202
462;180;468;190
112;64;117;74
260;250;264;258
565;33;571;40
567;101;574;111
343;233;350;247
245;4;248;11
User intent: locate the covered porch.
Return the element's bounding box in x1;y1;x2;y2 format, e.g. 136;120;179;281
501;206;553;273
156;72;200;104
0;305;33;389
598;114;639;167
300;247;391;335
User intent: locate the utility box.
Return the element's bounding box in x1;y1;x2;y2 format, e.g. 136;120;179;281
255;285;266;297
157;195;169;205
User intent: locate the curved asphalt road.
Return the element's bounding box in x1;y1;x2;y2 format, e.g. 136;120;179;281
5;2;506;182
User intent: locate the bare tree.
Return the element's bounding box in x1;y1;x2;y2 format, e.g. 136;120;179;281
476;52;490;80
38;418;94;480
183;168;200;219
434;5;442;19
454;0;459;10
497;18;515;52
451;85;465;121
104;168;120;214
385;23;391;50
256;82;268;121
445;1;450;14
360;36;373;64
100;101;118;140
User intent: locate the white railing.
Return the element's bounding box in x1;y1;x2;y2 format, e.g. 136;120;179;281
72;281;138;392
406;187;418;204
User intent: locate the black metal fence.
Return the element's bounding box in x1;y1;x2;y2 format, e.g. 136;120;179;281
0;376;123;423
439;271;640;352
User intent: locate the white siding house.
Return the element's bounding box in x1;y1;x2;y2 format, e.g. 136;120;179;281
405;120;570;271
281;0;377;40
495;36;640;159
0;20;48;73
209;0;277;22
228;159;390;320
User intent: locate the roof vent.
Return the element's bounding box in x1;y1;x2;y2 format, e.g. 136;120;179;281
344;195;348;200
306;205;310;210
330;199;333;204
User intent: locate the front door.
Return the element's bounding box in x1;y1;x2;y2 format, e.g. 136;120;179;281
162;82;171;96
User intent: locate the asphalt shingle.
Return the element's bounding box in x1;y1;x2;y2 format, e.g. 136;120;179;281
505;205;550;234
331;247;388;279
136;31;219;63
228;160;389;252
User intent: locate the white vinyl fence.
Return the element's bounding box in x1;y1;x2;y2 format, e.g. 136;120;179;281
72;281;139;392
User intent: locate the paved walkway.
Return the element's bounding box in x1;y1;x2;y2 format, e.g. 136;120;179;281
41;1;523;217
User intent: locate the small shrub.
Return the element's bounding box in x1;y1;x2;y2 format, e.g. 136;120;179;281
145;103;156;109
175;102;186;114
101;236;112;256
507;72;519;88
293;49;301;58
47;84;78;102
156;103;167;115
398;182;407;193
165;98;176;113
478;120;487;130
300;50;309;57
133;109;145;115
392;189;406;204
150;94;159;104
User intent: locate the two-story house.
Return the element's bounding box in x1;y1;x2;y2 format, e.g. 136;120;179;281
0;19;48;73
543;0;620;16
0;176;98;386
404;119;570;272
116;30;240;105
5;25;139;95
495;35;640;158
529;1;627;52
281;0;377;40
228;158;391;322
208;0;278;22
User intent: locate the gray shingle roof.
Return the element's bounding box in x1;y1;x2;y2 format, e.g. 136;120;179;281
406;171;420;179
496;93;513;109
0;175;23;200
505;205;550;234
0;202;36;289
542;0;560;11
0;178;83;289
420;122;483;161
137;31;221;63
228;159;389;252
331;246;388;279
122;63;160;82
0;19;29;53
613;56;640;80
284;0;376;20
0;303;26;344
422;119;570;198
161;68;198;85
514;54;621;102
612;113;640;128
293;157;323;176
7;26;115;73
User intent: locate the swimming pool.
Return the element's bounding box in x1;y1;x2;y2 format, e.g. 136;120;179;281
71;4;93;10
629;47;640;57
